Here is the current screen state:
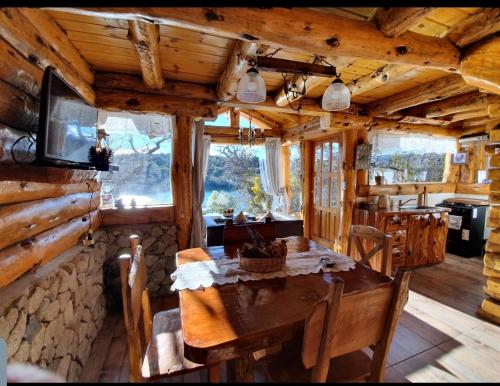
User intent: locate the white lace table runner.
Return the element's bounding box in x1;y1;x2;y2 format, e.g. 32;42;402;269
170;249;356;291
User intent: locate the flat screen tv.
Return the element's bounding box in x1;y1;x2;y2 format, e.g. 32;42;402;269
36;67;97;169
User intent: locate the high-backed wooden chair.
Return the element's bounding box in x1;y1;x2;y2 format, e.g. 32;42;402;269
119;235;220;382
347;225;393;276
223;217;277;245
258;269;411;383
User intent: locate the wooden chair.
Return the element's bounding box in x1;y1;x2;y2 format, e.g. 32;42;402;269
223;217;277;245
258;269;412;383
119;234;220;382
347;224;393;276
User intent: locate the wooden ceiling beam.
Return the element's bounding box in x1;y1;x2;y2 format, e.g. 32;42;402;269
348;64;413;97
240;109;282;129
95;87;217;119
0;8;95;104
446;8;500;48
94;72;217;100
461;36;500;95
204;125;281;138
404;91;500;118
217;41;257;101
375;7;436;37
366;74;477;117
257;56;338;77
46;7;462;72
127;19;165;89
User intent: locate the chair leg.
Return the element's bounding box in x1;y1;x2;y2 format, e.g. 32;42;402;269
208;364;221;383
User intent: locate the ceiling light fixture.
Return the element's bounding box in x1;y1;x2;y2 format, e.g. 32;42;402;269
322;75;351;111
236;59;267;103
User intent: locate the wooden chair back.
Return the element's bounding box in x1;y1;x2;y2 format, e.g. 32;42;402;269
223;217;277;245
347;225;393;276
119;235;154;382
300;269;411;382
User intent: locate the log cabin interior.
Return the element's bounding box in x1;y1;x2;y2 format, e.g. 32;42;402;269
1;5;500;383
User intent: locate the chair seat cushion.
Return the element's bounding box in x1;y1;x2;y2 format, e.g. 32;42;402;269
142;308;203;378
258;338;372;383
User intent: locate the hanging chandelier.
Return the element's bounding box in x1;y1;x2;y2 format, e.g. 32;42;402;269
238;116;264;147
282;72;309;112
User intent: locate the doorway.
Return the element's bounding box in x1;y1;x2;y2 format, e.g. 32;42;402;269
310;135;342;251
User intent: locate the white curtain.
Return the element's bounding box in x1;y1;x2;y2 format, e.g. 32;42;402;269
190;120;212;247
259;137;289;213
369;132;456;154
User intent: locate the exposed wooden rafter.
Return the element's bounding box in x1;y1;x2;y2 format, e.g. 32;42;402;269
446;8;500;48
461;36;500;95
0;8;95;104
46;7;462;72
127;19;165;89
240;109;282;129
217;41;257;101
367;74;477;117
375;7;436;37
348;64;413;97
404;91;500;118
94;87;217;118
94;72;217;100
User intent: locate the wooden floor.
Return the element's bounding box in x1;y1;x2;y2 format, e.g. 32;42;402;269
80;253;500;383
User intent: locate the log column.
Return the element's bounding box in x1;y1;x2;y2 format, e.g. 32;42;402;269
172;115;193;251
301;140;313;239
281;144;291;210
339;130;358;254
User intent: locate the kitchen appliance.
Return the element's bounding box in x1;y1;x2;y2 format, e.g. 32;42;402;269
436;198;488;257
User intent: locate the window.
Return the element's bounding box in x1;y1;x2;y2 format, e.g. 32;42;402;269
289;144;302;216
368;133;456;184
203;144;272;217
98;111;172;208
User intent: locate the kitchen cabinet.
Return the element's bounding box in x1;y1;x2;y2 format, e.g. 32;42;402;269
353;207;449;272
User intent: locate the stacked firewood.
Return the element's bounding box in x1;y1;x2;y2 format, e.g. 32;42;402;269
239;227;287;259
480;125;500;324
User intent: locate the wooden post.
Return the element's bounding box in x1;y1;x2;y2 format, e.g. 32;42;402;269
301;140;313;238
229;107;240;128
339;130;358;254
356;130;369;188
281;144;291;212
172;115;193;251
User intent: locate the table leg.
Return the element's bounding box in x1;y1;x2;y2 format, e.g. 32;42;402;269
232;352;254;383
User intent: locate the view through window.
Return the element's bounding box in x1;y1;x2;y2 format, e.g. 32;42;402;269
289;144;302;216
368;133;456;184
203;144;272;217
98;111;172;208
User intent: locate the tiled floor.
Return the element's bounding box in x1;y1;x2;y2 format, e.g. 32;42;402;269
80;253;500;382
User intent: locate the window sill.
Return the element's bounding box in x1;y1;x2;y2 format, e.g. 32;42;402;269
100;205;175;226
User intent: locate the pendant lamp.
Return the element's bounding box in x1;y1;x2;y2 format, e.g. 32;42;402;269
322;77;351;111
236;61;266;103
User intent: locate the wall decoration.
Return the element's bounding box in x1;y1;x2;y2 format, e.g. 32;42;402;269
355;143;372;170
452;152;468;165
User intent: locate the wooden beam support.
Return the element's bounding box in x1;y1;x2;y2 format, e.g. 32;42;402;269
217;41;257;101
339;129;357;254
446;8;500;48
0;8;95;104
48;7;462;71
0;36;43;97
240;109;282;129
301;140;313;239
375;7;436;37
172;116;193;251
367;74;477;117
95;87;217;118
0;210;100;288
94;72;217;101
229;108;240;128
405;92;500;119
204;125;280;139
348;64;413;97
127;19;165;89
461;36;500;95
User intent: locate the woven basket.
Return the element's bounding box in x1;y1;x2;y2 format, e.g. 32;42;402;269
237;249;286;273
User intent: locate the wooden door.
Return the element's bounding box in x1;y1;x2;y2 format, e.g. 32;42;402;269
311;136;342;250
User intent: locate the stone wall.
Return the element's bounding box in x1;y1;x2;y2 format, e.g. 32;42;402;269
95;222;177;310
0;244;107;382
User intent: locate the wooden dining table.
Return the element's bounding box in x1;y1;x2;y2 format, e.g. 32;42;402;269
176;236;394;382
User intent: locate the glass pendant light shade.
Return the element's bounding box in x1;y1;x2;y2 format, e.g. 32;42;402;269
322;78;351;111
236;67;267;103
